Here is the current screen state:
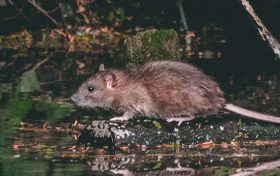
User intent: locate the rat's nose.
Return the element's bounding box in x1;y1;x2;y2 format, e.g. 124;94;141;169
71;94;78;102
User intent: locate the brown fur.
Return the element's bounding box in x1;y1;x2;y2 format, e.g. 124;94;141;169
71;61;225;119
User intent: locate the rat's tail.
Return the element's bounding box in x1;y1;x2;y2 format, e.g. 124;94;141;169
224;103;280;124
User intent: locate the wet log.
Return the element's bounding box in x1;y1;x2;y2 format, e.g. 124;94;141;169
76;112;280;148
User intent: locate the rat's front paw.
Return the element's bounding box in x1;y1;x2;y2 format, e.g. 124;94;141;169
109;112;134;121
110;116;130;121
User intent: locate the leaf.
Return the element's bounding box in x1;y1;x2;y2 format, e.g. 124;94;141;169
199;140;214;149
77;6;86;13
59;2;74;18
16;70;40;92
153;121;162;129
153;163;162;169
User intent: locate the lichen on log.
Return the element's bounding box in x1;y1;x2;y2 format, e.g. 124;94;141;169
76;113;280;148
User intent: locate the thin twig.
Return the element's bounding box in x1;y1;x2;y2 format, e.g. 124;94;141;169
32;52;55;71
7;0;30;22
27;0;59;26
2;10;21;20
177;0;189;32
46;6;59;14
240;0;280;60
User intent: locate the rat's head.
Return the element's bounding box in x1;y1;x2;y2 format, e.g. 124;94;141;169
71;64;119;109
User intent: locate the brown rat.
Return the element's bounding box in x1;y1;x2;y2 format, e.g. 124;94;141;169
71;61;280;124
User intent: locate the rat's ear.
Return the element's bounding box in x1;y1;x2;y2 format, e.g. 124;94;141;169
104;73;117;88
99;64;105;71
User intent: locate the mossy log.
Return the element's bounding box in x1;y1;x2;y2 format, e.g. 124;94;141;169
125;29;181;65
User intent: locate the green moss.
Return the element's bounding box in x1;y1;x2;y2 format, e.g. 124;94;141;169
213;167;234;176
126;29;180;65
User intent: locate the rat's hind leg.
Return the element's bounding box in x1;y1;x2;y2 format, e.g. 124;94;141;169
166;117;196;126
110;112;134;121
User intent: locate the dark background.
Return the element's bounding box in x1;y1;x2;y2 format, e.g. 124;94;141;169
0;0;280;67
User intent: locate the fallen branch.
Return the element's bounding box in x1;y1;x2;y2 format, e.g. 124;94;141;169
240;0;280;59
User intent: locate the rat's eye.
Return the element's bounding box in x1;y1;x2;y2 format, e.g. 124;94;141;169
88;86;95;92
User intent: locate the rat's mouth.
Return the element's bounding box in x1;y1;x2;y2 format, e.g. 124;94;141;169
71;97;99;110
73;99;89;107
70;95;112;110
73;101;93;110
70;94;89;108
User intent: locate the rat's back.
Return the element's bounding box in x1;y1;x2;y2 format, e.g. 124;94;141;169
130;61;225;118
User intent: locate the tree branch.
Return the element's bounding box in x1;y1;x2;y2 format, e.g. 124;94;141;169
177;0;189;32
27;0;59;26
240;0;280;60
